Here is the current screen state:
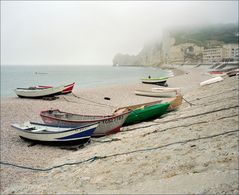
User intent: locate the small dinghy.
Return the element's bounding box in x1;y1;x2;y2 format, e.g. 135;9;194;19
141;77;168;85
135;89;176;97
114;94;182;114
11;122;98;145
36;82;75;94
200;76;223;87
40;109;130;137
14;83;75;98
151;87;180;93
123;102;170;126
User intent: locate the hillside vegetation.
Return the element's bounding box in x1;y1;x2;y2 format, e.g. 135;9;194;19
171;24;238;47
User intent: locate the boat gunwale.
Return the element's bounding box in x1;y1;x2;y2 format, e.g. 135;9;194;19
11;122;99;135
40;109;130;123
141;77;168;81
131;102;170;113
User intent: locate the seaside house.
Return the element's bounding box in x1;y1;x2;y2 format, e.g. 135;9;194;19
202;44;239;64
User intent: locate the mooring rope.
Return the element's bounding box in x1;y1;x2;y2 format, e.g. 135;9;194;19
71;92;117;108
1;129;238;172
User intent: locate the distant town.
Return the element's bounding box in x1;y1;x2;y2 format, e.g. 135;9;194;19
162;38;239;65
113;24;239;66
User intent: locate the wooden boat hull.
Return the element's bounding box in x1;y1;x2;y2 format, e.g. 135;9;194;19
36;82;75;94
123;102;170;126
114;94;182;114
114;100;163;114
40;110;130;137
161;94;183;111
15;85;65;98
11;122;98;145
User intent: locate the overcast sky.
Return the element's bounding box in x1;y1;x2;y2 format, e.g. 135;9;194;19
1;1;238;65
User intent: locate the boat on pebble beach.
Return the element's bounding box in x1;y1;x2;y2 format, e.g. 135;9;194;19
11;122;98;145
141;77;168;85
40;109;130;137
123;102;170;126
14;83;75;98
114;94;182;115
36;82;75;94
134;89;177;97
200;76;223;86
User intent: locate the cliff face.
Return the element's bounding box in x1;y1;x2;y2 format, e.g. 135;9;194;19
113;42;163;66
113;24;238;66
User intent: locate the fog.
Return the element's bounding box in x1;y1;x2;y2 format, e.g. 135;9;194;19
1;1;238;65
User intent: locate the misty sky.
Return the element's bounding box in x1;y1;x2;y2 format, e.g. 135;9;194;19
1;1;238;65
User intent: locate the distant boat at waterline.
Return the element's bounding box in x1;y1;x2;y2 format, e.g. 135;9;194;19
141;77;168;85
14;83;75;98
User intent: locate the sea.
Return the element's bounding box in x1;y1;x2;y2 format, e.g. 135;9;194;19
1;65;171;98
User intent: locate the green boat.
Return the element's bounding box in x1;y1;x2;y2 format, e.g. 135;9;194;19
141;77;168;85
123;102;170;126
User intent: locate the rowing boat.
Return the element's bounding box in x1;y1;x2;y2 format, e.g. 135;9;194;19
123;102;170;126
40;109;130;137
141;77;168;85
200;76;223;87
36;82;75;94
151;87;180;93
135;89;176;97
14;83;74;98
161;94;183;111
114;94;182;114
11;122;98;145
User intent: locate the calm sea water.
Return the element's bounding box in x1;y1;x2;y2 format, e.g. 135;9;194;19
1;65;170;98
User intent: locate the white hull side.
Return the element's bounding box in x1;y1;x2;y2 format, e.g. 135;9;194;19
200;76;223;86
15;85;65;98
12;123;98;142
93;112;129;136
135;90;176;97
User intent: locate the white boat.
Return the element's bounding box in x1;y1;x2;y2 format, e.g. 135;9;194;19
14;84;66;98
200;76;223;87
11;122;98;145
135;89;176;97
151;87;180;93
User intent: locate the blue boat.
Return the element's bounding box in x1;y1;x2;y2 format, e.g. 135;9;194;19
11;122;98;145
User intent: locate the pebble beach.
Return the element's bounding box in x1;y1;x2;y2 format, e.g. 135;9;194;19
1;66;238;194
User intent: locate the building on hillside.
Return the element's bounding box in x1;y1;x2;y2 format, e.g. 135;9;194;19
202;47;224;64
202;44;239;64
222;44;239;61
